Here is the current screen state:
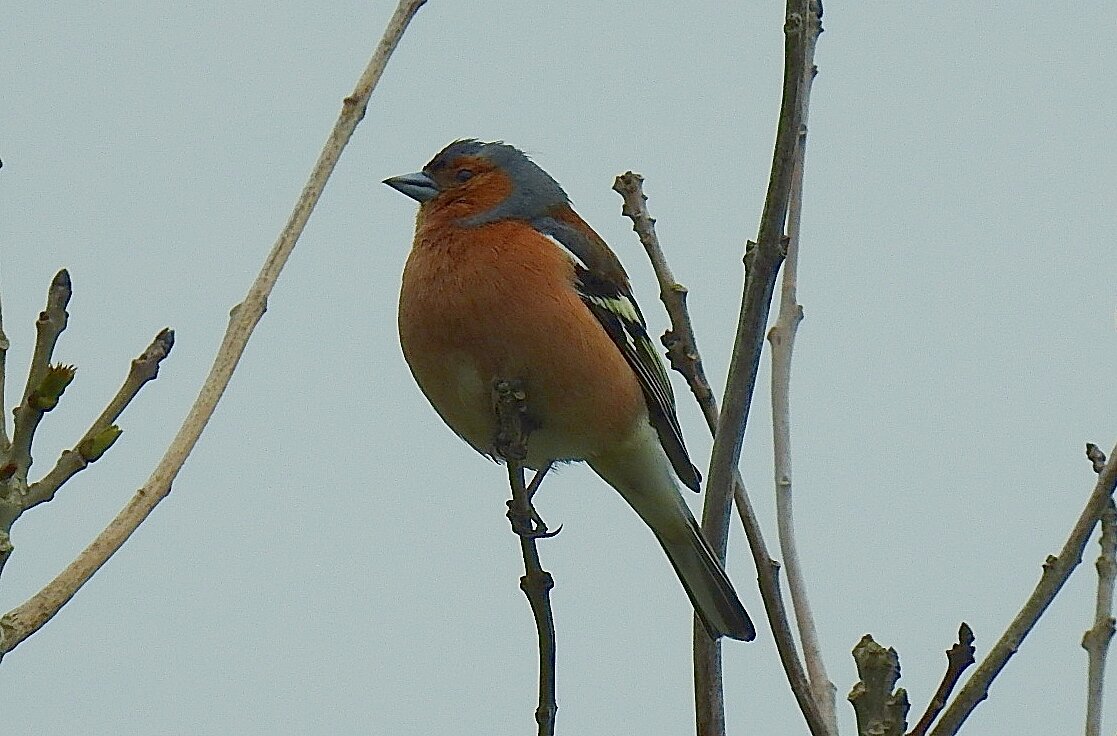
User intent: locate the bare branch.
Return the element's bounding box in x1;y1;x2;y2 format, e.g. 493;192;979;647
849;635;911;736
0;0;428;658
907;623;976;736
0;285;10;453
24;328;175;509
614;3;827;733
732;483;831;736
696;2;814;733
7;269;71;487
766;2;834;731
928;441;1117;735
613;172;827;736
612;173;719;423
1083;497;1117;736
494;380;558;736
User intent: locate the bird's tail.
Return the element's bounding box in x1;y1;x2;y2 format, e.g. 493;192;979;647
653;511;756;641
589;433;755;641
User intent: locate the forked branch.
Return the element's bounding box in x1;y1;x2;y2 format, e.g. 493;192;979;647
0;273;172;585
927;441;1117;735
0;0;428;659
613;174;826;736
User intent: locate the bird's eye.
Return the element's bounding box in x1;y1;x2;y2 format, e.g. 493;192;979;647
455;169;474;182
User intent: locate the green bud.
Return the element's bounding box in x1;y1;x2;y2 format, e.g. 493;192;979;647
30;364;77;411
78;425;122;463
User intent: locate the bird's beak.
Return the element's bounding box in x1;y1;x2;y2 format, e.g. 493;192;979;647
383;171;440;203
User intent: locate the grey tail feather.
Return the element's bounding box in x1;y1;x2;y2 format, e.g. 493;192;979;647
656;516;755;641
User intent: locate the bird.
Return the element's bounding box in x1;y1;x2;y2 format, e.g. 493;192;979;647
385;140;755;641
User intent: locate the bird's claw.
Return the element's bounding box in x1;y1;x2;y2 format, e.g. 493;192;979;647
506;500;561;539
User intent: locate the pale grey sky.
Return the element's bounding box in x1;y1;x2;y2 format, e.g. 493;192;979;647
3;2;1115;734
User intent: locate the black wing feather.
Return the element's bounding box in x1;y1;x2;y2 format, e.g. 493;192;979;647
575;267;702;492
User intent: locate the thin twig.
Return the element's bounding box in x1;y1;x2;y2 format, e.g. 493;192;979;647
494;380;558;736
0;323;172;582
1083;442;1116;736
24;329;175;509
613;173;827;736
733;483;830;736
7;269;71;488
0;0;428;658
0;283;10;453
767;2;834;731
696;2;810;734
0;272;75;579
928;441;1117;735
848;634;911;736
907;623;976;736
612;173;718;416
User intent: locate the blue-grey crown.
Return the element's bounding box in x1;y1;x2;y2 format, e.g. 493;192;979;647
430;140;570;225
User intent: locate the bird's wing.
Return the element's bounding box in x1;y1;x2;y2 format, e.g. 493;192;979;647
532;211;701;491
574;267;701;492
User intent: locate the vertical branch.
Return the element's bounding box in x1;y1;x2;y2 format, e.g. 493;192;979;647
0;284;10;453
613;175;828;736
696;1;810;733
0;0;428;658
494;380;558;736
767;2;835;731
7;270;71;487
732;484;830;735
928;441;1117;735
1083;443;1116;736
0;271;74;580
1084;506;1117;736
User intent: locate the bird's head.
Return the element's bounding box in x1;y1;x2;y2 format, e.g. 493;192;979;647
384;140;570;226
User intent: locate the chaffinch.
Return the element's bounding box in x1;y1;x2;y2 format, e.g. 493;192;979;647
385;140;755;641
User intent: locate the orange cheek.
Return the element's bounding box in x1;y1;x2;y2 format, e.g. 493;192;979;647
426;172;513;222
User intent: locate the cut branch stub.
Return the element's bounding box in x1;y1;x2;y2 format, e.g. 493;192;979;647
1087;443;1108;474
849;635;910;736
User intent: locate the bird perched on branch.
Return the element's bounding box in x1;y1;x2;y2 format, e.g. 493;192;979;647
385;140;755;641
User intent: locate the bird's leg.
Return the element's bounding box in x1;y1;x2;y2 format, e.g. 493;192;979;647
506;467;561;539
493;380;560;540
516;463;560;538
526;463;552;500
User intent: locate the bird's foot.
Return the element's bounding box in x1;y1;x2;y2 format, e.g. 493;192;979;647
506;499;562;539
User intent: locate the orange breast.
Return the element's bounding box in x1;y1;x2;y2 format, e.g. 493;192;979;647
398;219;645;464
